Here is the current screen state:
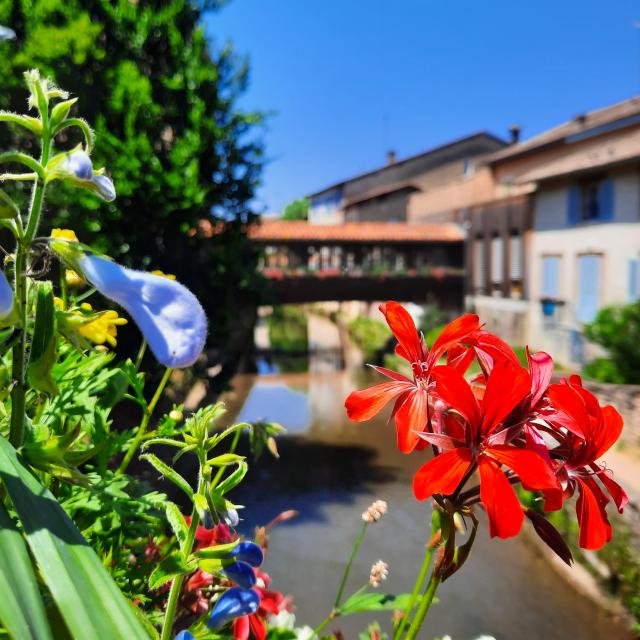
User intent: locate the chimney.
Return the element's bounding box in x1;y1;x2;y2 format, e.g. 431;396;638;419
509;125;521;145
386;150;397;165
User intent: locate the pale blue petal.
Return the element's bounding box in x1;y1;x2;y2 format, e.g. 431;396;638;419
78;255;207;368
62;150;93;181
91;174;116;201
0;270;13;318
0;25;16;41
174;631;195;640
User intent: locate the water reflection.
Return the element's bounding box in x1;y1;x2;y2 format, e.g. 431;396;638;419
222;365;634;640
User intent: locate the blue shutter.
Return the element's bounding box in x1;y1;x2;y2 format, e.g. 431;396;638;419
598;178;615;221
577;255;601;323
630;259;640;302
567;185;581;225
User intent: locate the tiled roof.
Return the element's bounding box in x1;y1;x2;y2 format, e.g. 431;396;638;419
246;220;463;243
488;96;640;164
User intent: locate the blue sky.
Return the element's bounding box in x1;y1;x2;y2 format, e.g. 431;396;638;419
205;1;640;214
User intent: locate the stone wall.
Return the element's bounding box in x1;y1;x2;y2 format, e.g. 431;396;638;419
583;379;640;445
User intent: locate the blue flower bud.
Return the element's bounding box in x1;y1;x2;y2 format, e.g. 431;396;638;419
0;270;13;318
77;255;207;368
62;150;93;181
229;541;264;568
207;587;260;630
174;631;195;640
91;174;116;202
223;560;257;589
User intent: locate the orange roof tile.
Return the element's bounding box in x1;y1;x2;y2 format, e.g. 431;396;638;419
247;220;463;243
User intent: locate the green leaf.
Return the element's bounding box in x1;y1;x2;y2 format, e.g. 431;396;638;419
0;501;53;639
148;553;196;590
0;438;149;639
215;460;248;495
340;591;412;615
140;453;194;500
28;282;58;395
193;539;240;560
165;502;189;554
49;98;77;129
208;453;245;467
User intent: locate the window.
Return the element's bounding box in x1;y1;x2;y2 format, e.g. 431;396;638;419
568;177;614;224
629;258;640;302
463;159;475;179
510;232;523;298
541;256;561;299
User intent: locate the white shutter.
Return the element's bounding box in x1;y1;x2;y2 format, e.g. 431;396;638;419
491;235;503;284
474;239;485;291
510;233;522;281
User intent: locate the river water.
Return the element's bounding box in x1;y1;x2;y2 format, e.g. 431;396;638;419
219;312;634;640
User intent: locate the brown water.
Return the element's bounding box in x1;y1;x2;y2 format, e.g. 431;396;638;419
221;366;636;640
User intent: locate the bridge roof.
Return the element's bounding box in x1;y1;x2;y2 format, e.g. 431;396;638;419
248;220;463;243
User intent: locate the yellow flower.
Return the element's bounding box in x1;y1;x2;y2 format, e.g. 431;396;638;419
77;303;128;348
65;269;85;288
151;270;176;281
50;228;79;243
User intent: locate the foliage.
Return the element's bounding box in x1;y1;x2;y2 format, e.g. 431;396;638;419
348;315;389;361
417;303;449;335
268;305;308;352
583;301;640;384
0;0;265;350
281;197;310;221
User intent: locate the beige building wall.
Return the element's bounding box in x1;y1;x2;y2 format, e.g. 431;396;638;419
526;170;640;366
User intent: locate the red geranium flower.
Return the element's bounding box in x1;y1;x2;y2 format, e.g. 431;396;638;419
413;360;559;538
544;375;628;550
345;302;480;452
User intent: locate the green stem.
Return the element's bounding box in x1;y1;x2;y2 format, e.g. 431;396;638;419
313;611;337;638
134;339;147;371
403;569;441;640
334;521;368;609
393;544;434;639
9;128;51;447
160;474;204;640
211;428;241;489
117;367;172;475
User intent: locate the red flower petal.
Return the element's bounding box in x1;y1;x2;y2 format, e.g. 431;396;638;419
428;314;479;366
547;383;588;438
593;465;628;513
527;348;554;408
478;455;525;539
345;380;412;422
368;364;413;383
394;387;429;453
379;301;422;363
485;445;559;492
591;405;624;460
413;448;473;500
575;476;612;550
249;614;266;640
233;615;250;640
481;361;531;436
432;365;480;436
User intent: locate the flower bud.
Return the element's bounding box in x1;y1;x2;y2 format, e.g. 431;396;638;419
369;560;389;587
61;150;93;181
362;499;388;524
228;541;264;568
223;560;257;589
207;587;260;630
169;409;184;422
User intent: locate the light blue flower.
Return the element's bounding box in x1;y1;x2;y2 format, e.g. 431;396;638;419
61;150;93;181
174;631;195;640
0;270;13;318
223;560;257;589
229;541;264;568
56;150;116;202
77;255;207;368
207;587;260;630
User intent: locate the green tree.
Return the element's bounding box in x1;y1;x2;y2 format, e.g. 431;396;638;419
583;301;640;384
282;197;309;220
0;0;264;354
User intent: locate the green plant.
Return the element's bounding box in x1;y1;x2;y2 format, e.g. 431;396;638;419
268;305;308;352
348;315;389;360
584;301;640;384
